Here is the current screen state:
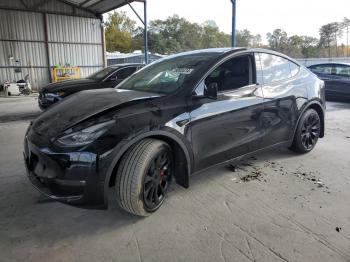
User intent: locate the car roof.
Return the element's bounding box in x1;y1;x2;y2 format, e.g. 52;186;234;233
109;63;144;68
308;62;350;67
162;47;301;66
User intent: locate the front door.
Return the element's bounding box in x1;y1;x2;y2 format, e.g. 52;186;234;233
188;54;265;171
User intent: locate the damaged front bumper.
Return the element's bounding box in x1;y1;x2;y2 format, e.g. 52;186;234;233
23;137;105;207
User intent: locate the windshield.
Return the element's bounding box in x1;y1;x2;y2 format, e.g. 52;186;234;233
86;67;116;81
117;53;215;94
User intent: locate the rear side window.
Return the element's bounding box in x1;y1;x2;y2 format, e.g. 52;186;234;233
333;65;350;77
258;53;292;84
289;62;300;77
310;65;332;75
116;67;137;79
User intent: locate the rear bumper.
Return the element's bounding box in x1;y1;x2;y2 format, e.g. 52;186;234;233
23;138;105;207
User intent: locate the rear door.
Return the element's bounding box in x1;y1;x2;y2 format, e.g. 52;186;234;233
256;52;302;147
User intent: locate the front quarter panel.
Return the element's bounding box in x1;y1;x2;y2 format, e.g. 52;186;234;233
98;96;193;205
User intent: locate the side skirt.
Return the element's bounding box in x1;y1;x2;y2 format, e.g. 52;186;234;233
191;140;292;177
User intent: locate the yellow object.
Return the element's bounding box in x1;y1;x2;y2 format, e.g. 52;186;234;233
52;67;81;82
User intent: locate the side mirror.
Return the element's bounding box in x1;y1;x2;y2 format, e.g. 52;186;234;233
204;82;218;99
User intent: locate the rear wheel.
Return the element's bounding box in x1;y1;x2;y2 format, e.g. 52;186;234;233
115;139;172;216
290;108;321;153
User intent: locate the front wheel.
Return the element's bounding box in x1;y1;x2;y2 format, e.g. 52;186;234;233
115;139;172;216
290;108;321;154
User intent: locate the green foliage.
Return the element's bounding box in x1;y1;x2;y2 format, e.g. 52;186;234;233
105;11;350;59
236;29;261;47
147;16;232;54
105;11;137;52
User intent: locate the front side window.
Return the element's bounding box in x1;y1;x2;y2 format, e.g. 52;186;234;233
203;55;253;93
115;67;137;79
118;54;215;94
87;67;116;81
259;53;292;84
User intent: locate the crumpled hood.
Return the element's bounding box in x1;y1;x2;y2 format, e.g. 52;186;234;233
32;88;161;138
41;79;98;93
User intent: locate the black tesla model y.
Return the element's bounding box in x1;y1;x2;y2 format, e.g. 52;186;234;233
24;48;325;216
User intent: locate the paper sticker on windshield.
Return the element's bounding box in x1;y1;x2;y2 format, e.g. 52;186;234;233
171;68;194;74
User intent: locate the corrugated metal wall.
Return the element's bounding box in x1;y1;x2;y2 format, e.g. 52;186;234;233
0;0;104;90
47;14;103;79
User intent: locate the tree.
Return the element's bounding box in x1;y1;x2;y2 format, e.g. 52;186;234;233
146;15;231;54
319;22;342;57
342;17;350;56
252;34;262;47
300;36;319;58
319;23;336;57
236;29;261;47
287;35;304;58
267;29;288;51
104;11;137;52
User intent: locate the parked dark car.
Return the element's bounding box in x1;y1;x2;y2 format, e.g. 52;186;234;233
308;63;350;100
38;63;143;109
24;48;325;216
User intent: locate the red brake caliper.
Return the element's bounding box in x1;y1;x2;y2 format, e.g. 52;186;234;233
159;169;166;185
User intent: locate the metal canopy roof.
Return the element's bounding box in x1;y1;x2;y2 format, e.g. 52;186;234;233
62;0;138;15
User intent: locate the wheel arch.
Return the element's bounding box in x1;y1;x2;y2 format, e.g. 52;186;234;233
293;100;325;140
103;130;192;205
307;103;325;138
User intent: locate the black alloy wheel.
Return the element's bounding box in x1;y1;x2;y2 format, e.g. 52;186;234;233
116;139;172;216
291;108;321;153
143;148;172;211
300;112;321;150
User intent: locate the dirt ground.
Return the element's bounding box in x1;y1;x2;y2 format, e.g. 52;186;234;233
0;97;350;262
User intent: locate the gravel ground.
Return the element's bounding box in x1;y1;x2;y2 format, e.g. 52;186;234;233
0;98;349;262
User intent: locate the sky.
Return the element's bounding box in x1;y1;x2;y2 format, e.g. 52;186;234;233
108;0;350;44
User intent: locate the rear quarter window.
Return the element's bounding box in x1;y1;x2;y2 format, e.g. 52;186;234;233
258;53;292;84
289;62;300;77
333;65;350;77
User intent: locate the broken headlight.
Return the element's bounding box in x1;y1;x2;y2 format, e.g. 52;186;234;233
55;120;115;147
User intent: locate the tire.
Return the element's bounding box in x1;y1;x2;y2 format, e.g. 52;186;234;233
115;139;173;216
290;108;321;154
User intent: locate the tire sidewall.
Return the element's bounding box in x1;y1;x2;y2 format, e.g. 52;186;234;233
295;109;320;153
141;142;172;213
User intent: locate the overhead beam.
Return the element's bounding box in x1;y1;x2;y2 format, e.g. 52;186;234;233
31;0;52;10
87;0;136;14
125;0;148;64
126;0;144;25
79;0;94;7
56;0;97;15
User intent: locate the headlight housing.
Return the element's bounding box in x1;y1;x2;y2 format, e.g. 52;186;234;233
44;91;65;99
55;120;115;147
